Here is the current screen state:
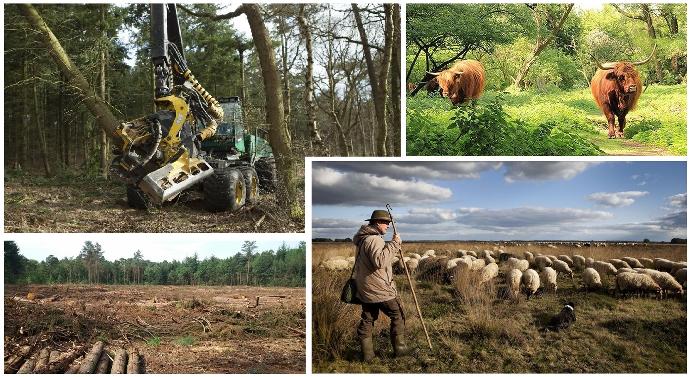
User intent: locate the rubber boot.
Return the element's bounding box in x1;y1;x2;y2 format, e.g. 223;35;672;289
360;337;375;362
391;334;409;357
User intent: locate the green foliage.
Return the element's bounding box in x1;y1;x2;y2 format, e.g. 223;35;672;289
146;336;161;346
407;93;603;156
4;241;25;284
176;336;195;346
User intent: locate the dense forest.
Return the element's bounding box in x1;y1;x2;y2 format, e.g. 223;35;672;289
407;4;687;156
4;240;306;287
4;3;401;174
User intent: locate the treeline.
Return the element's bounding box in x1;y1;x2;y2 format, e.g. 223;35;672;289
4;240;306;287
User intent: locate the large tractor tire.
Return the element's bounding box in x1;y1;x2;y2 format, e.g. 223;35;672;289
254;157;277;193
240;167;260;205
126;185;149;209
203;167;246;212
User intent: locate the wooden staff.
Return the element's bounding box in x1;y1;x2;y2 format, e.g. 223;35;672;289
386;203;433;350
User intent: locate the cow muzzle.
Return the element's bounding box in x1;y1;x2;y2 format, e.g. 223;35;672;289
626;85;637;93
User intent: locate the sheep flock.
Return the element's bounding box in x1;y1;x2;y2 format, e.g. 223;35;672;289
318;246;686;300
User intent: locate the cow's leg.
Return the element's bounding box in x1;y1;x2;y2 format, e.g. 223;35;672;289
604;108;616;138
616;112;628;138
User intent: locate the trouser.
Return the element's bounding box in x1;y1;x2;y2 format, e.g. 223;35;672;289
357;297;405;339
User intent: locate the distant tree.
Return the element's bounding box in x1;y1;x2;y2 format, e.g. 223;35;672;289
4;241;25;284
643;238;651;243
79;241;104;284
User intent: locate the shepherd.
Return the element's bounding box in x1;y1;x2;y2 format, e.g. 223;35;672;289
352;209;407;362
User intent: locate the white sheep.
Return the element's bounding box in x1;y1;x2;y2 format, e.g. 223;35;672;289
506;269;523;299
410;253;422;260
617;267;636;274
456;250;467;257
585;257;595;268
422;249;436;258
470;258;486;271
539;267;558;293
484;255;496;265
546;255;558;262
557;255;573;266
615;272;661;297
534;255;552;270
523;251;535;264
520;269;540;299
406;258;420;274
572;255;586;271
593;261;617;277
503;257;529;272
447;258;463;270
674;268;686;288
609;259;632;269
552;259;574;279
621;257;644;268
671;261;687;274
638;257;654;268
653;258;675;273
582;268;602;291
320;258;350;271
466;250;478;258
641;269;684;296
479;263;499;284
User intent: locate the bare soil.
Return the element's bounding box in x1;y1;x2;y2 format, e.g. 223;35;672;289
4;174;303;233
4;284;306;373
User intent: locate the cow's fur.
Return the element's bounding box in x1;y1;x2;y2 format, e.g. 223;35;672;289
590;63;643;138
434;60;485;105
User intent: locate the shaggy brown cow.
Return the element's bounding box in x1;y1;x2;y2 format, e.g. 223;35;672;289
590;45;655;138
427;60;485;105
425;77;441;95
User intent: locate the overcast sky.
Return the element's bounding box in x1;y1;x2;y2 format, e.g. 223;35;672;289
6;234;305;263
311;161;687;242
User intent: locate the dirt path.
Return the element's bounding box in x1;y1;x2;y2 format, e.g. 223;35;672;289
587;126;671;156
4;176;303;233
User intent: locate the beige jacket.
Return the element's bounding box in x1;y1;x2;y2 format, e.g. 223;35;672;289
352;225;402;303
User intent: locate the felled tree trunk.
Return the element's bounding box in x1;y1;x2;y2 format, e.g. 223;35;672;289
5;346;34;374
126;349;142;374
110;348;128;374
77;341;104;373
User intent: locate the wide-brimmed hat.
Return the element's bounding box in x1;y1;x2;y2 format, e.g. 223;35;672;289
365;209;392;223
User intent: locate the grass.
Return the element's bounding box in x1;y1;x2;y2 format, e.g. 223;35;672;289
406;84;686;156
312;242;687;373
176;335;196;347
146;336;161;346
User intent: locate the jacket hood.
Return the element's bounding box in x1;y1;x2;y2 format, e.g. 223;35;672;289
353;225;381;246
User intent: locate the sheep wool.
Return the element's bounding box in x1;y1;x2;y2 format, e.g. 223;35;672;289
585;257;595;268
520;269;540;299
523;251;535;263
503;257;529;272
479;263;499;284
506;269;523;299
621;257;644;268
557;255;573;266
609;259;632;269
593;261;618;277
552;259;573;278
582;268;602;290
638;257;655;268
675;268;686;287
534;255;553;270
572;255;586;271
641;269;684;295
615;272;661;296
539;267;558;293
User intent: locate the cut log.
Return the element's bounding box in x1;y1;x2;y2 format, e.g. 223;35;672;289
65;355;84;374
110;349;127;374
126;349;141;374
95;351;111;374
78;341;104;374
33;348;51;371
16;358;36;374
4;345;33;373
35;346;86;374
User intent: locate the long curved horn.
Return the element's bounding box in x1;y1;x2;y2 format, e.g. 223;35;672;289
631;43;657;66
426;71;440;76
590;53;616;70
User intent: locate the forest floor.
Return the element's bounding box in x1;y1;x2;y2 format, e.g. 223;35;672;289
407;84;686;156
3;172;304;233
312;241;687;373
4;284;306;373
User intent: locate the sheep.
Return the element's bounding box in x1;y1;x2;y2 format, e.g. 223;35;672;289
546;255;558;262
520;269;540;299
455;250;467;257
585;257;595;268
506;269;523;299
320;258;350;271
409;253;422;260
465;250;478;258
674;268;686;288
416;257;450;283
572;255;586;271
393;257;411;274
582;268;602;291
653;258;676;273
503;257;529;272
406;258;419;274
552;259;574;279
593;261;617;277
534;255;553;270
470;258;486;271
557;255;573;266
422;249;436;258
478;263;499;284
617;267;637;274
638;257;655;268
615;272;661;298
484;255;496;265
620;257;644;268
640;269;684;297
539;267;558;293
447;258;463;270
609;259;632;269
523;251;535;264
671;261;687;274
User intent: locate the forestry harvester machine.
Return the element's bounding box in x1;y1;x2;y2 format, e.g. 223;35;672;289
111;4;276;212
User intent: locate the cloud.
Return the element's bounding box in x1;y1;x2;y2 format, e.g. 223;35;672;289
586;191;649;207
314;161;501;180
666;193;687;209
504;162;597;182
312;167;453;205
455;206;613;230
631;173;650;186
397;208;458;224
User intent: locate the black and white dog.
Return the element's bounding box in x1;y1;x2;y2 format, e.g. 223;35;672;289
545;301;576;332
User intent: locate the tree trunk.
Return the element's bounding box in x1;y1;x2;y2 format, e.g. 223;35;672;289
325;13;349;157
100;5;109;178
111;348;127;374
19;4;122;147
640;5;663;83
242;4;302;219
352;4;393;156
390;4;401;156
279;16;292;143
126;349;141;374
297;5;321;147
33;70;52;177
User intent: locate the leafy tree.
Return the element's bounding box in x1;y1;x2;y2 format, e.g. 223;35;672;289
4;241;25;284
